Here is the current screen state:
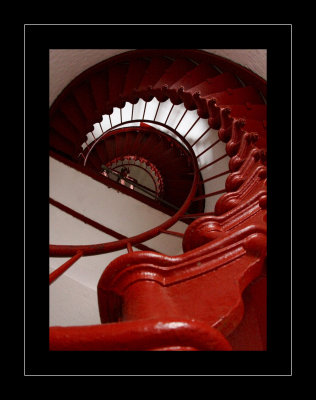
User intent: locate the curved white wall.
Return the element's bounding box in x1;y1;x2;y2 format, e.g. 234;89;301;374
49;49;132;106
202;49;267;80
49;156;188;326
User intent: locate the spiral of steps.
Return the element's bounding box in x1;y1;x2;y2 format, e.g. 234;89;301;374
104;155;165;198
49;49;267;351
83;122;206;213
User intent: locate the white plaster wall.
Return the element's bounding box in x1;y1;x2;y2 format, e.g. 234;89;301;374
202;49;267;80
49;156;189;326
49;268;102;326
49;156;187;251
49;205;127;326
49;49;133;106
49;204;128;289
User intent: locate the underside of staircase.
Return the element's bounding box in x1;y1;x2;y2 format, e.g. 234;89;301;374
49;49;267;352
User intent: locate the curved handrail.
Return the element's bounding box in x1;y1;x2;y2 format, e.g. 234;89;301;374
49;318;232;351
49;120;200;257
101;165;178;210
104;161;162;197
83;119;194;163
49;49;267;351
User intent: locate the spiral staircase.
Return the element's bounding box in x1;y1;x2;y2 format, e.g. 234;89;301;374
49;49;267;351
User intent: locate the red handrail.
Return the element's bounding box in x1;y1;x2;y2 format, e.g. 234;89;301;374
49;251;83;284
50;120;200;257
49;48;267;352
49;318;232;351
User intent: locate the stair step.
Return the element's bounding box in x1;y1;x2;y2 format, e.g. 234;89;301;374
50;128;77;156
226;119;267;157
89;70;110;115
180;72;242;118
189;72;242;98
86;152;102;171
94;139;109;164
219;104;267;141
139;138;169;164
169;62;219;92
136;56;173;101
158;155;191;171
108;63;129;108
162;192;190;208
228;126;267;172
164;181;192;193
241;119;267;149
164;180;192;195
114;133;126;157
136;132;156;156
126;131;144;154
121;58;150;103
208;85;264;106
59;96;88;135
205;86;265;128
50;111;82;145
122;131;136;155
164;177;193;186
73;81;100;127
151;57;197;101
104;137;116;162
222;103;267;120
166;62;219;104
143;136;167;161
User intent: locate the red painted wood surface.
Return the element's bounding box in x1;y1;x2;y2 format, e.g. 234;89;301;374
49;49;267;351
97;208;266;337
49;318;232;351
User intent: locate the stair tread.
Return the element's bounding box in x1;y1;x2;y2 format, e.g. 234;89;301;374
86;152;102;170
114;134;126;157
221;104;267;120
152;57;196;90
137;56;173;93
50;111;82;144
94;139;109;163
104;137;116;162
189;72;242;97
50;128;76;155
59;97;88;134
108;63;129;106
207;85;264;105
73;82;98;125
122;58;150;100
168;62;219;91
89;71;109;114
241;118;267;133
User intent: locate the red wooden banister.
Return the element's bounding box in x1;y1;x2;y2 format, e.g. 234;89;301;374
49;318;232;351
49;197;157;253
50;120;201;257
49;49;267;352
